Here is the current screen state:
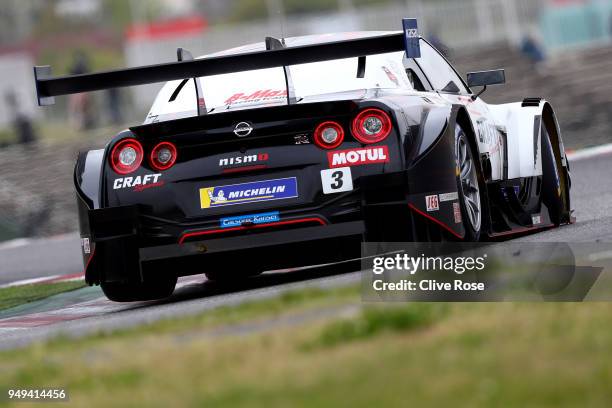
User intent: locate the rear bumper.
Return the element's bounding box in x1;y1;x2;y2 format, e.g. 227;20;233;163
135;221;365;282
139;221;364;263
82;198;365;284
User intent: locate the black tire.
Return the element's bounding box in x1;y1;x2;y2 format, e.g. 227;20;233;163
541;122;564;226
454;123;484;241
101;275;177;302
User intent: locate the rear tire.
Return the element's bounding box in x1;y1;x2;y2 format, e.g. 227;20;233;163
101;275;177;302
454;123;484;241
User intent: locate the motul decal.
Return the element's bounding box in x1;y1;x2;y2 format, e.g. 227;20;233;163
328;146;390;168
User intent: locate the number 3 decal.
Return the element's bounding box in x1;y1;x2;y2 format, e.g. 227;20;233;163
321;167;353;194
331;170;344;189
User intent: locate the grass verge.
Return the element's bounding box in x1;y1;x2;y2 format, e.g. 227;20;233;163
304;303;448;349
0;281;85;312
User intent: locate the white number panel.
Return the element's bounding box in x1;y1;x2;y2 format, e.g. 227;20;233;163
321;167;353;194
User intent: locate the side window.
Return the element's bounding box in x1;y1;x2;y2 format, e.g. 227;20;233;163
416;40;469;94
402;57;431;92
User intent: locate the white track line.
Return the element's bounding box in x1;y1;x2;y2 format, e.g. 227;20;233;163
0;275;60;289
0;238;31;251
566;143;612;161
0;274;84;289
0;272;201;291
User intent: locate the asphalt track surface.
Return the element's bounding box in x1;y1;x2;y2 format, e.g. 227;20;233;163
0;150;611;349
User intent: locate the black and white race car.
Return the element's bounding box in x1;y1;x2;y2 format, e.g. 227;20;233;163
34;19;572;301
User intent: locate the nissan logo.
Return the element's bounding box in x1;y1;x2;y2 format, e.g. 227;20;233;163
233;122;253;137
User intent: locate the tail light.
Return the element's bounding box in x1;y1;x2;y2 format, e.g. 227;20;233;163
314;121;344;149
110;139;143;174
150;141;178;171
351;108;392;144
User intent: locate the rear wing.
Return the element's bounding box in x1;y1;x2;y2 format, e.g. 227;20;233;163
33;18;421;107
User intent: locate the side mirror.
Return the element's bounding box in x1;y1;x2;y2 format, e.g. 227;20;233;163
466;69;505;100
467;69;506;87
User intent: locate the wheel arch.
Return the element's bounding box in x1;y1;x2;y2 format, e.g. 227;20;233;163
74;149;105;285
541;102;568;170
455;107;479;155
74;148;104;209
455;106;492;235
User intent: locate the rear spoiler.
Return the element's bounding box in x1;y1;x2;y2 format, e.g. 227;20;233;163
33;18;421;106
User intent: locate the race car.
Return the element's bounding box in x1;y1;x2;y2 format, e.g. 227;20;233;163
33;19;571;301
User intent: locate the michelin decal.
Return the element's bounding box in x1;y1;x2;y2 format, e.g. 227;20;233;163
200;177;298;209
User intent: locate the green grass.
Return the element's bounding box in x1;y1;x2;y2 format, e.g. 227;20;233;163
0;281;85;312
305;303;448;349
1;285;612;407
83;285;359;343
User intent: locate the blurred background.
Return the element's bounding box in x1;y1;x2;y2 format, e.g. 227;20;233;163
0;0;610;241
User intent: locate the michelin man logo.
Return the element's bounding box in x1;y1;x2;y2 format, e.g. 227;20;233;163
209;189;227;203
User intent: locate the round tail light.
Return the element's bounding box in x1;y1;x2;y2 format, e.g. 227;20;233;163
351;108;392;144
150;141;178;171
110;139;143;174
314;121;344;149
